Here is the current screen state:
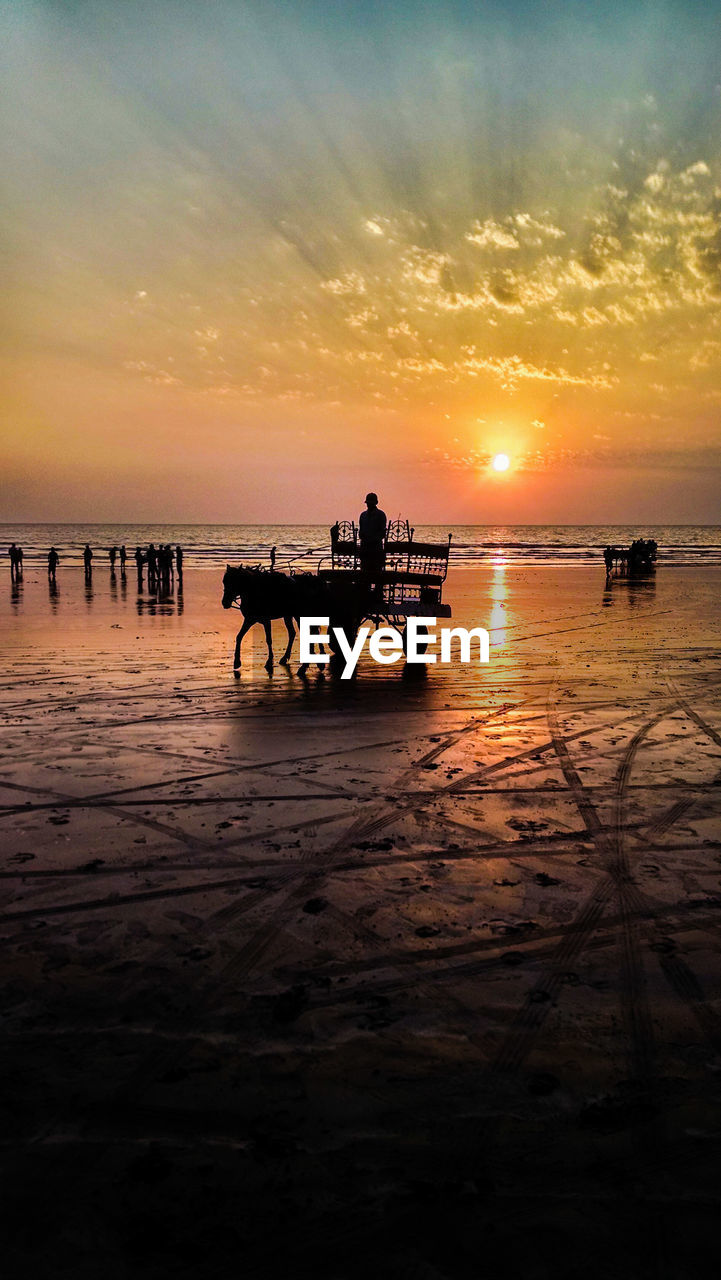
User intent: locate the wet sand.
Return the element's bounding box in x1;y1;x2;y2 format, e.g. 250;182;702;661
2;564;721;1277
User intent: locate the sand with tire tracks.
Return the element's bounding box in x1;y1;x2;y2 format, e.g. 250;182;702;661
2;563;720;1276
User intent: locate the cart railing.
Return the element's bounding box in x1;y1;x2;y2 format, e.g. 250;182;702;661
321;521;452;620
327;522;452;576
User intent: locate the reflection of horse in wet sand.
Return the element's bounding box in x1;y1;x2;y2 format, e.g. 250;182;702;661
222;566;350;673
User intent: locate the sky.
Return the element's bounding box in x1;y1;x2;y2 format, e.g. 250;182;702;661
2;0;721;523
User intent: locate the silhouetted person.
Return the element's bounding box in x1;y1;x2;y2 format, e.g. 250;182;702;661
134;546;144;587
109;545;117;569
8;543;20;580
147;544;157;588
83;544;93;578
176;544;183;579
119;545;127;572
359;492;387;594
270;545;276;569
603;546;613;574
48;547;59;580
158;544;171;591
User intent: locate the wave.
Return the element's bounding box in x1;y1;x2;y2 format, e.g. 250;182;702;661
2;523;720;569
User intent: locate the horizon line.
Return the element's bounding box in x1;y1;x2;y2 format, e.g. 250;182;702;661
1;521;720;530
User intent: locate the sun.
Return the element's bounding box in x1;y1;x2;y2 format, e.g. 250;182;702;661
492;453;510;472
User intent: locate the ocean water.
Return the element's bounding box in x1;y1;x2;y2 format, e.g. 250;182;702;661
2;524;720;570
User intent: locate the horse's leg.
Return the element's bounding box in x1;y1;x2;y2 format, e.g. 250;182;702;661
295;614;309;677
298;639;327;675
234;617;253;669
279;616;295;665
294;613;325;676
263;619;274;671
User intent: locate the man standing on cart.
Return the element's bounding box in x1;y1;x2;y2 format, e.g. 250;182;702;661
359;492;387;599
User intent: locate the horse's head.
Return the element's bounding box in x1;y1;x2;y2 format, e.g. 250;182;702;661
223;563;272;608
222;564;247;609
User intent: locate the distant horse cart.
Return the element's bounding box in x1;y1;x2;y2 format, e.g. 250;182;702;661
222;518;452;673
603;537;658;578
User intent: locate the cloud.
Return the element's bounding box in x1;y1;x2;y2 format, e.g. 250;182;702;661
466;219;520;251
466;212;564;252
427;442;721;474
113;155;721;413
320;271;367;296
456;351;616;390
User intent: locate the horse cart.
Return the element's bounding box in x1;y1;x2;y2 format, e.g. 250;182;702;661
319;518;452;646
603;537;658;578
222;519;453;671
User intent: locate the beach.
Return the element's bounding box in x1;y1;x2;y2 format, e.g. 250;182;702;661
2;561;721;1277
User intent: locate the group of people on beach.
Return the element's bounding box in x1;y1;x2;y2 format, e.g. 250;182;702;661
134;543;183;589
8;543;24;579
7;541;184;590
82;544;131;576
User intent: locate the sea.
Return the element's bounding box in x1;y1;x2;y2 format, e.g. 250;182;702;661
2;524;720;570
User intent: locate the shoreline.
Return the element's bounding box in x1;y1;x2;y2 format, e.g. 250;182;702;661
3;521;720;578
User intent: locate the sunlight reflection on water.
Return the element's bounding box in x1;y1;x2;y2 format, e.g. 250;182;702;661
489;562;508;648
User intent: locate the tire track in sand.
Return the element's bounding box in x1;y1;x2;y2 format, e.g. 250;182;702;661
487;691;675;1080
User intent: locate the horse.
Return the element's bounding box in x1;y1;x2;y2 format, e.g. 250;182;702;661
221;566;337;673
222;566;300;670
